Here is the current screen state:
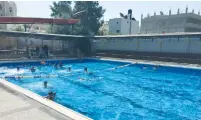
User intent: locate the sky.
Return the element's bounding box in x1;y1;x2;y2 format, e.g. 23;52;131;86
15;1;201;23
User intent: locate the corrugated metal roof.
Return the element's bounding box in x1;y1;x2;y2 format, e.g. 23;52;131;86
0;30;200;40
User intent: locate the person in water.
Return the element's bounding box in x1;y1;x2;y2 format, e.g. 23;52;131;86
44;81;48;88
68;67;71;72
153;65;160;70
54;63;58;69
41;61;46;65
84;67;93;75
59;61;63;68
30;67;36;72
142;66;147;69
45;91;56;100
84;67;88;73
17;66;20;71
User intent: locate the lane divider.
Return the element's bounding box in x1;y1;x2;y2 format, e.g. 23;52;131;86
108;63;134;71
3;75;58;79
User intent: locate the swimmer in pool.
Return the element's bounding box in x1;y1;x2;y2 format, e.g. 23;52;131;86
41;61;46;65
153;65;160;70
68;67;71;72
44;81;48;88
59;61;63;68
30;67;36;72
17;66;20;71
79;78;85;80
84;67;87;73
84;67;93;75
142;67;147;69
54;63;58;69
45;91;56;100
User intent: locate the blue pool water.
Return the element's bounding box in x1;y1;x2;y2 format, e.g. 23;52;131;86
0;59;201;120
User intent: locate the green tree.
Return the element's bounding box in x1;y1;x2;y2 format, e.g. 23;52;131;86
50;1;105;35
98;23;109;35
50;1;73;34
73;1;105;35
50;1;72;19
11;25;24;32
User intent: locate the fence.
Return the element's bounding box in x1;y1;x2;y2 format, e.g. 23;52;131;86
0;36;76;59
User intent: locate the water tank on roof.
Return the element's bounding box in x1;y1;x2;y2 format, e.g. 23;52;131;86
128;9;132;14
128;9;132;20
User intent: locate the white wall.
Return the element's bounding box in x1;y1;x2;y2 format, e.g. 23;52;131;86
138;38;160;52
140;13;201;34
93;36;201;54
131;21;139;34
109;18;122;34
109;18;139;35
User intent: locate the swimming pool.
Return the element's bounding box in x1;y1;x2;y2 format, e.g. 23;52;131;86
0;59;200;120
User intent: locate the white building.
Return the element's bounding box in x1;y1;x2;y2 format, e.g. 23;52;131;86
0;1;17;30
109;18;139;35
141;7;201;34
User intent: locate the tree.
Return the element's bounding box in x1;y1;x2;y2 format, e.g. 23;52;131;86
50;1;105;35
50;1;73;34
11;25;24;32
98;22;109;35
73;1;105;35
50;1;72;19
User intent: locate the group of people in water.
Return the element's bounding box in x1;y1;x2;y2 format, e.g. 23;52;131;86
16;61;65;73
15;59;160;101
41;66;90;100
16;60;92;101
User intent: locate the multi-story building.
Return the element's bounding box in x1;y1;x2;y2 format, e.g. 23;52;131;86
109;9;139;35
109;18;139;35
141;7;201;34
0;1;17;30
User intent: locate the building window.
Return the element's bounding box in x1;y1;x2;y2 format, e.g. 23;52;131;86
9;7;12;13
116;22;118;24
116;30;120;33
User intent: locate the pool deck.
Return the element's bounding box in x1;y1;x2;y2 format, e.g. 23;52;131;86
0;79;92;120
0;83;72;120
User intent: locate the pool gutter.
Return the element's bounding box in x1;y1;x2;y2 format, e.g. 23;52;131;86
0;79;92;120
99;57;201;70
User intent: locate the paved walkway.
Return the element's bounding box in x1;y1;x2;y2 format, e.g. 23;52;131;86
0;84;72;120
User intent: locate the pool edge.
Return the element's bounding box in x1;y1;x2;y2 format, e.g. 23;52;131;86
98;57;201;70
0;79;93;120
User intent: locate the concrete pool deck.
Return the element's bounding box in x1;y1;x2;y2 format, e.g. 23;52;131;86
0;79;92;120
0;83;72;120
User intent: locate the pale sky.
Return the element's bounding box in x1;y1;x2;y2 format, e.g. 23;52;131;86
15;1;201;23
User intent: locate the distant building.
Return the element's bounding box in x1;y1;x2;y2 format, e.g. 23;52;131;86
141;7;201;34
109;9;139;35
109;18;139;35
0;1;17;30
